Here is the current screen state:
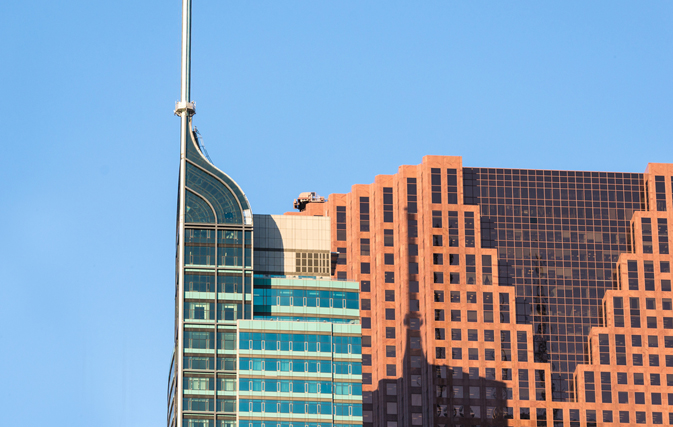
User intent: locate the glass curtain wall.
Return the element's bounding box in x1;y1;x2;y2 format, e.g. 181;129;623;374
173;121;253;427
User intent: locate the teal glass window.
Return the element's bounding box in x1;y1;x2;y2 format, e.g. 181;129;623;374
217;357;236;371
217;303;241;321
183;398;214;411
184;377;214;391
184;356;215;370
184;245;215;266
217;230;246;267
218;274;250;293
217;399;236;413
185;274;215;293
184;332;214;349
218;332;236;350
185;229;216;244
184;302;214;320
183;419;213;427
219;247;242;267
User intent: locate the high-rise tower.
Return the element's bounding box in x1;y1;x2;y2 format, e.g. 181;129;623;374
167;4;362;427
292;156;673;427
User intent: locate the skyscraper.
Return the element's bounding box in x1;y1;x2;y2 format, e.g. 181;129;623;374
168;3;362;427
292;156;673;427
168;138;364;427
168;2;673;426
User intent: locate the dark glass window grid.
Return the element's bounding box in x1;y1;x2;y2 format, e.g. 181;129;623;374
360;238;370;256
447;168;458;204
630;297;641;328
628;260;639;290
517;331;528;362
658;218;669;254
600;371;612;404
465;254;476;285
360;197;370;232
500;331;512;362
336;247;346;266
432;210;442;228
519;369;530;401
615;334;626;366
499;293;510;323
483;255;493;285
407;178;417;214
642;217;653;253
463;168;643;402
655;176;666;211
448;211;459;247
383;187;394;223
584;371;595;403
183;226;253;327
464;211;475;247
614;297;624;327
336;206;346;241
384;229;394;247
645;260;655;291
598;334;609;365
536;369;546;401
431;168;442;204
483;292;494;323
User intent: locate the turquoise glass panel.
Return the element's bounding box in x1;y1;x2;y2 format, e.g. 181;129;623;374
186;229;216;244
184;245;215;266
185;274;215;292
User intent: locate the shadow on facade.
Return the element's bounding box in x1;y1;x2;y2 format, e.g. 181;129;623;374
254;217;285;277
365;314;511;427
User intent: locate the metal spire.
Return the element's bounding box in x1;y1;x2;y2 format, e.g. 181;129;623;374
174;1;194;426
175;0;195;116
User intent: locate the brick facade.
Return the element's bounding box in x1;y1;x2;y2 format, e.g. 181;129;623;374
287;157;673;426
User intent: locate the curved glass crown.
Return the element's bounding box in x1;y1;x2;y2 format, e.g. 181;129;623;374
184;119;252;225
184;190;215;223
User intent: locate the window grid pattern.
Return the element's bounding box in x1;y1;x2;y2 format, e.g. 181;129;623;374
658;218;669;254
463;168;642;401
360;197;370;232
655;176;666;211
431;168;442;204
642;217;653;254
447;168;458;204
383;188;393;223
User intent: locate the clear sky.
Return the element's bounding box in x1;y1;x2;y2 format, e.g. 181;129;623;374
1;1;671;425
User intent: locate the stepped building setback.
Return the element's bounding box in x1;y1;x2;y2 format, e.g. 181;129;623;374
291;156;673;427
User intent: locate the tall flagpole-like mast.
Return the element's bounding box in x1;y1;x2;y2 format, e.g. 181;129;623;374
175;1;195;426
178;0;194;109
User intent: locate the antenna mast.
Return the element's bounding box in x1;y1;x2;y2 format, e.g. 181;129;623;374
174;1;194;426
176;0;195;115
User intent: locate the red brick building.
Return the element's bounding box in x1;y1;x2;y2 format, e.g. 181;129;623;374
289;156;673;426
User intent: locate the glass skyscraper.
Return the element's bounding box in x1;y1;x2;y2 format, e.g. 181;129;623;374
167;118;253;427
168;3;362;427
167;120;363;427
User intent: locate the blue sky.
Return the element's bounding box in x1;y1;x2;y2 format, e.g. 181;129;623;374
0;1;671;425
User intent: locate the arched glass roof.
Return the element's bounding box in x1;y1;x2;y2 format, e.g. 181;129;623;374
184;120;252;225
185;189;216;224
